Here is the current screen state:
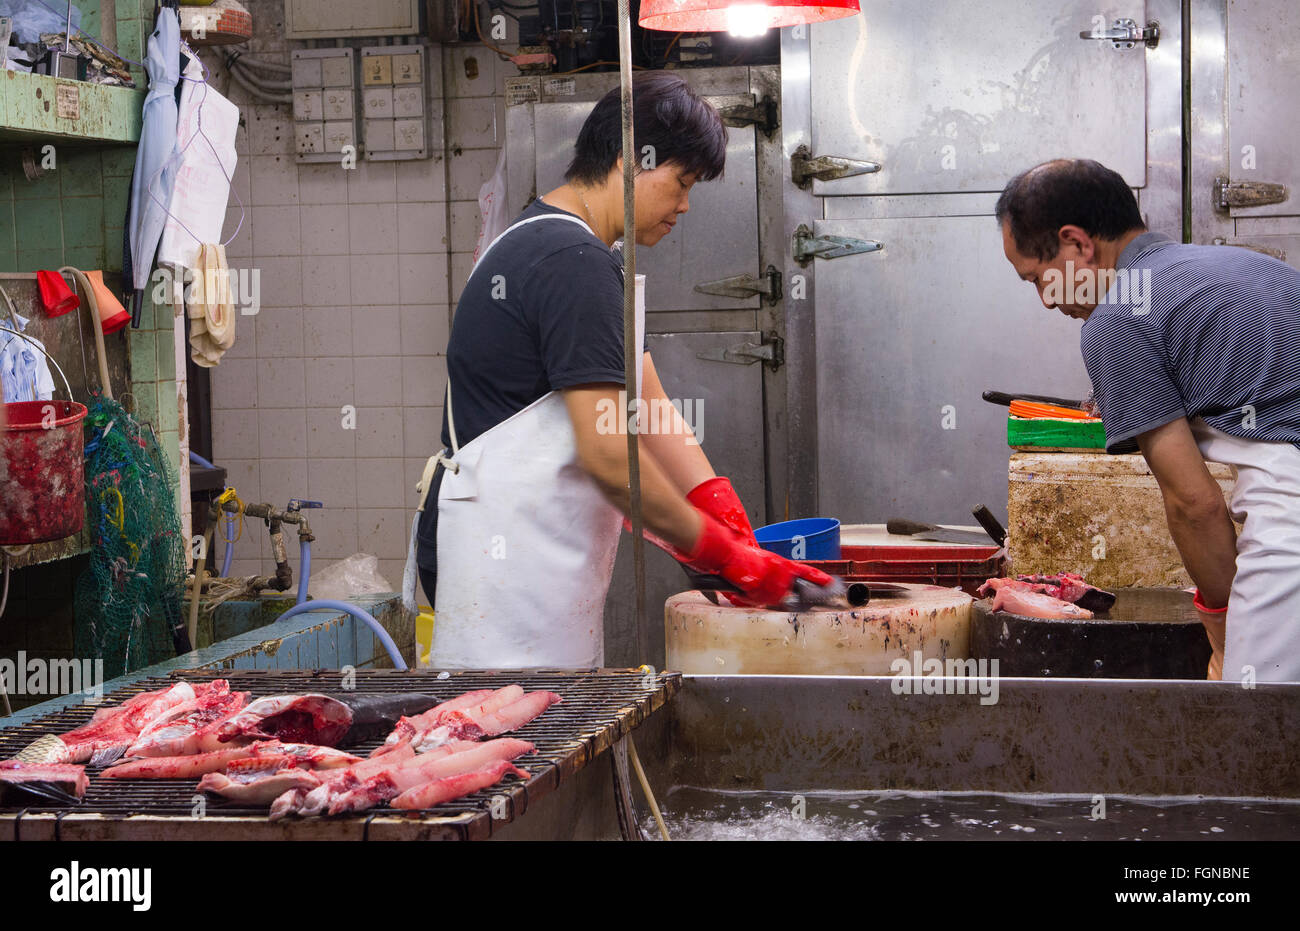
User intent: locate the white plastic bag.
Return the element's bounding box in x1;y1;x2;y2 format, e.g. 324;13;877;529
307;553;394;601
472;147;510;266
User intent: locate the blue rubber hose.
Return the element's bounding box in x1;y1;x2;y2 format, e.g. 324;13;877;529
220;513;235;578
275;599;407;670
297;539;311;606
189;450;216;470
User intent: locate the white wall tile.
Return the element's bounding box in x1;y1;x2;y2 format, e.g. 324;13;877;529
248;105;293;156
448;201;481;254
251;256;302;308
308;457;358;511
306;507;358;560
304;357;354;408
251;205;301;257
303;306;354;357
356;458;403;509
357;508;410;560
449;251;476;304
250;155;300;206
297;163;348;206
211;409;259;459
397;202;448;253
402;356;448;407
347;203;398;255
397;254;448;305
260;457;309;511
375;560;406;595
224;317;257;359
222;206;254;260
447;96;500;149
354;357;403;406
255;306;304;358
307;407;357;458
258;408;307;458
351;305;401;356
350;253;399;305
443;45;498;98
347;160;396;204
301;254;352;307
398;304;450;356
402;407;443;455
300;204;350;255
448;147;500;201
211;358;260;409
257;356;306;408
355;406;404;458
219;458;261;502
396;156;447;203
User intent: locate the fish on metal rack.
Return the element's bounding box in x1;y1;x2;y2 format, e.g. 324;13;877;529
379;687;560;755
101;740;360;780
372;688;498;755
326;738;536;816
0;760;89;801
215;694;354;746
389;761;530;811
125;688;249;757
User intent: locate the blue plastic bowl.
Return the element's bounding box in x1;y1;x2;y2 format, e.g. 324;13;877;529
753;518;841;560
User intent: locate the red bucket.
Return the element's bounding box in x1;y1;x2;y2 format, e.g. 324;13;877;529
0;400;88;545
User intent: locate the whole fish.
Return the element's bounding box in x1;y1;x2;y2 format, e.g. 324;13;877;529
389;761;530;811
215;694;353;746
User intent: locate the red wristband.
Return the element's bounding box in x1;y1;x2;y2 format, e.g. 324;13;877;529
1192;589;1228;614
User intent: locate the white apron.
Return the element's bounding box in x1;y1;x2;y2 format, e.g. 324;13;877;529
405;211;644;668
1189;417;1300;682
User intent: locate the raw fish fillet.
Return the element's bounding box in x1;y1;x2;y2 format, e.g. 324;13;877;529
215;694;353;746
978;574;1115;612
40;681;208;763
390;761;529;811
125;689;249;757
990;587;1094;620
102;741;359;779
401;690;559;753
374;688;497;754
198;769;323;805
327;737;535;815
469;691;562;737
0;760;89;798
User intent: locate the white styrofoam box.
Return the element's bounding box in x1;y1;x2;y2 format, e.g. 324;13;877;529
393;85;423;118
323;87;354;121
285;0;420;39
363;87;394;121
294;90;323;122
323;121;355;153
365;119;396;153
296;122;324;155
291;57;323;87
394;119;424;152
320;55;354;88
391;53;422;84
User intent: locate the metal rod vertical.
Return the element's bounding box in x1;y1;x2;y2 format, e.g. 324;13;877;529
617;0;648;664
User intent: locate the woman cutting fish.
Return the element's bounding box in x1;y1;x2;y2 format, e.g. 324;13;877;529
404;72;829;669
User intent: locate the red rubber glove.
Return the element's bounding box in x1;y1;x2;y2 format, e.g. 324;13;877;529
686;476;757;544
686;514;833;608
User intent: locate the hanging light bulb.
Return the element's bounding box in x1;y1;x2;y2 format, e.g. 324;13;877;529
639;0;859;34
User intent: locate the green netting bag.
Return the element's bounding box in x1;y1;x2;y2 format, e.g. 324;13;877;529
74;393;187;679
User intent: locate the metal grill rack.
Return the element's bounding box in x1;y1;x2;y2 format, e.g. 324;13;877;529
0;668;680;840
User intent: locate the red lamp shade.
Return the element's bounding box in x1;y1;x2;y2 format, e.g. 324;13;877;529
639;0;859;34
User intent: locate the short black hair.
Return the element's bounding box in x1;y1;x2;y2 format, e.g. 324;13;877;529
565;72;726;186
995;159;1146;260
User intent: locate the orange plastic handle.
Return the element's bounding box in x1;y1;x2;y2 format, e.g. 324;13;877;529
1009;400;1099;421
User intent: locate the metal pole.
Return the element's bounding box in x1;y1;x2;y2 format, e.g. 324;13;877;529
617;0;648;664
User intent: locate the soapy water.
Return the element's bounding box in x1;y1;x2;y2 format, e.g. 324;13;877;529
643;787;1300;841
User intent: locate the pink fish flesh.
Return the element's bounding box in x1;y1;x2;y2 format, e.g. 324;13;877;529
125;689;249;757
0;760;89;798
390;761;529;811
978;574;1115;612
469;691;562;737
102;741;359;780
374;688;497;755
327;738;535;815
215;694;353;746
198;769;323;805
990;587;1094;620
43;681;214;763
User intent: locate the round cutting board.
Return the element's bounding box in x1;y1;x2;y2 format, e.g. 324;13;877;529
665;583;973;675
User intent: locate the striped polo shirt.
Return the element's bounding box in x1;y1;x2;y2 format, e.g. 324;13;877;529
1080;232;1300;452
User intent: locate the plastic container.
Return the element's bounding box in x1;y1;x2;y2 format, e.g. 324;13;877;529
0;399;88;544
754;517;841;560
807;543;1004;597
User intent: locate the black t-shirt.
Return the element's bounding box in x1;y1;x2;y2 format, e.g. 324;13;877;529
414;198;634;574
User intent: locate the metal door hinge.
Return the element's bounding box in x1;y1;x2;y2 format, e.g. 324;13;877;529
694;265;782;305
718;94;779;139
1211;238;1288;262
792;224;883;266
790;145;880;189
1213;176;1289;211
1078;18;1159;49
696;332;785;371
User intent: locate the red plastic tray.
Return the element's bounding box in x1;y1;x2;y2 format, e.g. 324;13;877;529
806;544;1004;597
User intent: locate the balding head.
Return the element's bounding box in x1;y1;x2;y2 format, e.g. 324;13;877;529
995;159;1145;261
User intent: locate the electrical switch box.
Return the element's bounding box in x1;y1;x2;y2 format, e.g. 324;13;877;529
285;0;421;39
291;48;357;164
360;45;429;161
